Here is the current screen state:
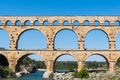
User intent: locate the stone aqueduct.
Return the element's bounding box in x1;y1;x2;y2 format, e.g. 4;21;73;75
0;16;120;72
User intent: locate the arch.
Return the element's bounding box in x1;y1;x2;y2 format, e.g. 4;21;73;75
0;54;9;67
17;29;47;50
114;20;120;26
24;20;30;26
53;54;78;72
116;32;120;50
84;20;90;26
63;20;69;26
104;20;110;26
115;57;120;70
43;20;49;26
94;20;100;26
73;20;80;26
6;20;12;26
0;29;10;49
85;29;109;50
34;20;40;26
15;20;21;26
0;21;2;26
54;29;78;50
85;54;109;71
15;53;46;72
53;20;59;26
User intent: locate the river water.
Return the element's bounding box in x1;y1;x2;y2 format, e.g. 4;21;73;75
2;71;45;80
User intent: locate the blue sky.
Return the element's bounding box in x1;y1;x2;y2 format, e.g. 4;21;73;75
0;0;120;62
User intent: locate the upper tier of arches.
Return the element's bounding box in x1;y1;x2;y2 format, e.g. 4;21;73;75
0;16;120;26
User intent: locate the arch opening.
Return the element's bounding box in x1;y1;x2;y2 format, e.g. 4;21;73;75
15;53;46;74
34;20;40;26
104;20;110;26
15;20;21;26
84;20;89;26
115;57;120;71
43;20;49;26
54;29;78;50
114;20;120;26
94;20;100;26
116;32;120;50
17;29;47;50
0;54;9;67
84;29;109;50
73;20;80;26
85;54;109;73
54;54;77;73
53;20;59;26
0;21;2;26
63;20;69;26
24;20;30;26
6;20;12;26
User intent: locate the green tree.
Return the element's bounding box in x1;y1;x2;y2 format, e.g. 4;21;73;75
78;68;89;79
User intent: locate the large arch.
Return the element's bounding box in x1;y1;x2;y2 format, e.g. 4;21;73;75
54;29;78;50
84;29;109;50
17;29;47;50
0;54;9;67
0;29;10;49
15;53;46;72
85;53;109;72
116;32;120;50
53;54;78;72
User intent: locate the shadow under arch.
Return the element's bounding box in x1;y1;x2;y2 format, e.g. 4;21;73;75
84;29;109;50
53;28;78;50
0;53;9;66
16;28;47;50
53;53;78;72
15;53;46;72
85;53;109;71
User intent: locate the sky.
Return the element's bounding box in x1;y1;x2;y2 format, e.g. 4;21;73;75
0;0;120;62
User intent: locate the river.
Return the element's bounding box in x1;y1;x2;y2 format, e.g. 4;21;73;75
2;71;45;80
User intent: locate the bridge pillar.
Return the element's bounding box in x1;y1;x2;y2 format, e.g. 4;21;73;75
9;59;17;72
78;61;85;72
109;41;116;50
109;61;116;72
47;40;54;50
78;41;84;50
46;60;54;72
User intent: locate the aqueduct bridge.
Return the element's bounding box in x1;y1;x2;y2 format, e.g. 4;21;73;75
0;16;120;72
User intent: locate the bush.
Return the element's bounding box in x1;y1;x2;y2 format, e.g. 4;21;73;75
78;68;89;79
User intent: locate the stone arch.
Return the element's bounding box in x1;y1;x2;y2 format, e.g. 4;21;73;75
54;28;78;49
84;29;109;50
24;20;30;26
73;20;80;26
53;20;59;26
94;20;100;26
0;20;2;26
83;20;90;26
0;53;9;66
16;29;47;50
34;20;40;26
85;53;109;70
115;32;120;50
15;20;21;26
43;20;49;26
53;53;78;72
6;20;12;26
15;53;46;72
104;20;110;26
63;20;69;26
114;20;120;26
0;28;10;49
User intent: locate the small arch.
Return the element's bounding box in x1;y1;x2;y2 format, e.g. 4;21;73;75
34;20;40;26
24;20;30;26
104;20;110;26
0;21;2;26
43;20;49;26
94;20;100;26
6;20;12;26
114;20;120;26
54;54;77;72
84;20;90;26
15;20;21;26
73;20;80;26
53;20;59;26
63;20;69;26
